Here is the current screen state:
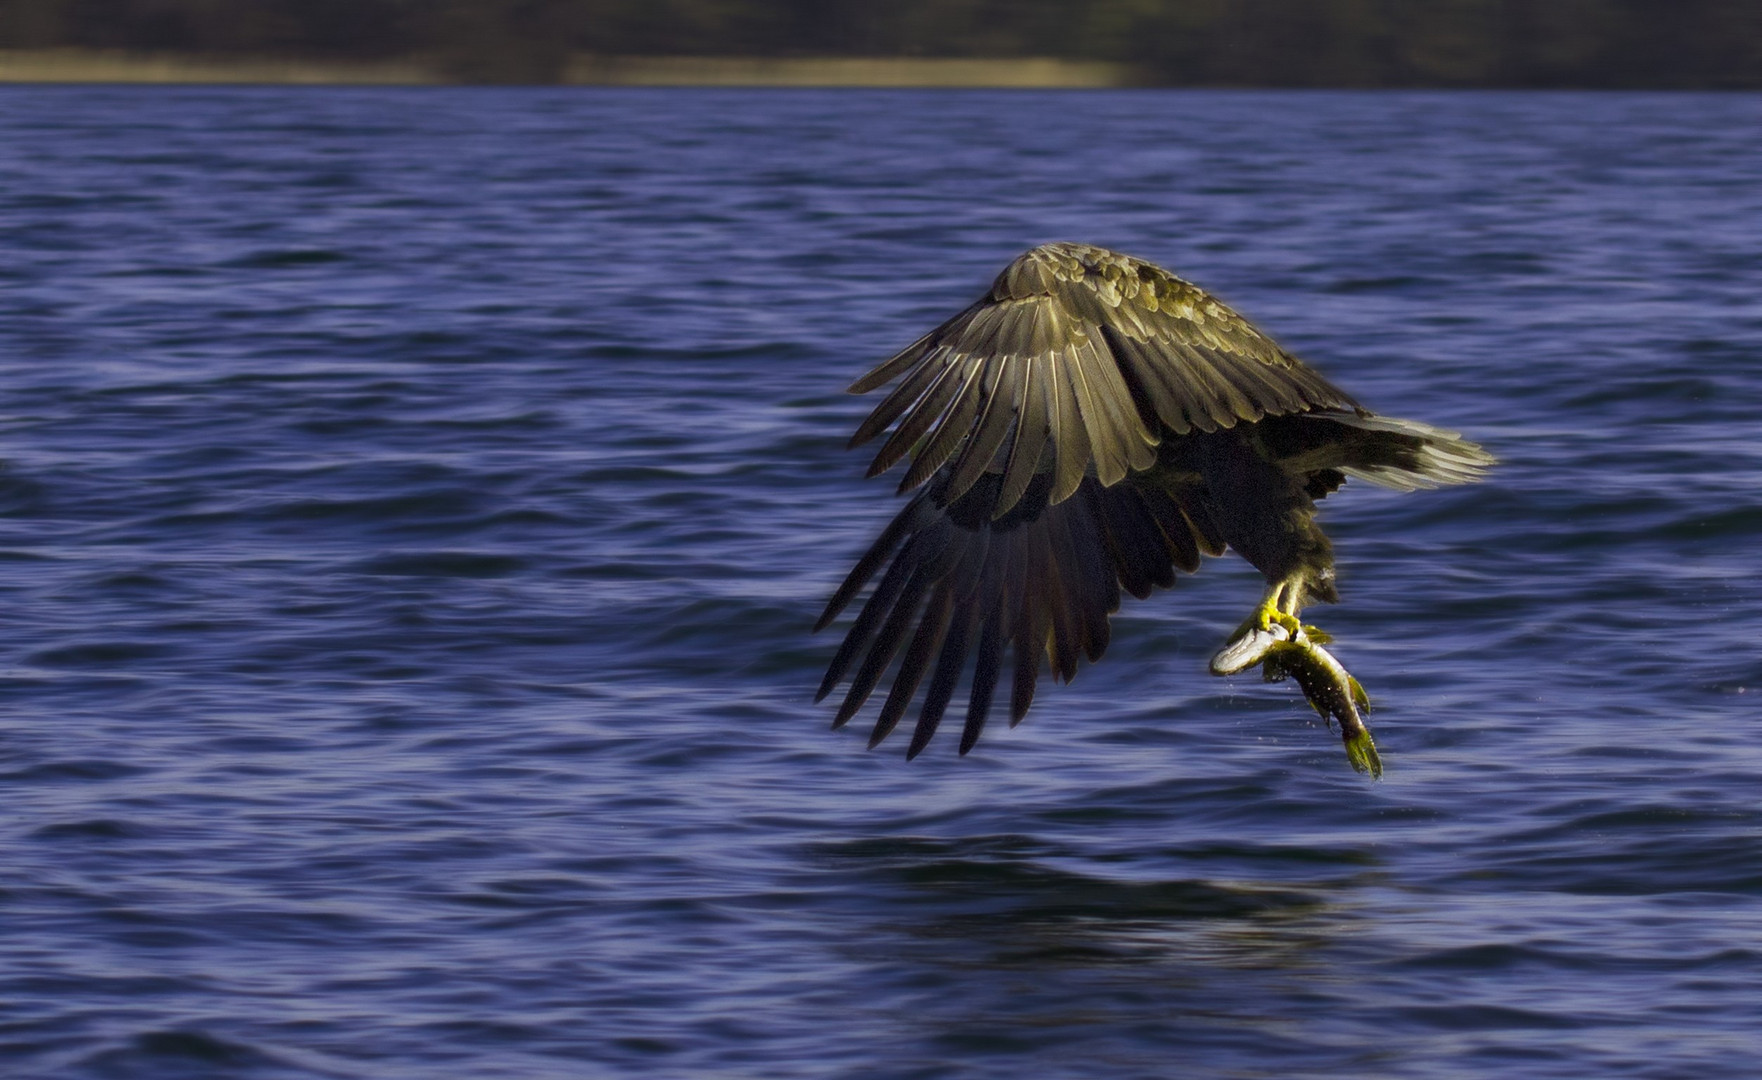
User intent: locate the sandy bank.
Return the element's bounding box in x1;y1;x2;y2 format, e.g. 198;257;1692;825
0;51;1132;87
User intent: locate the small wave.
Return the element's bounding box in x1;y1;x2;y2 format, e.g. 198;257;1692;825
223;249;351;269
28;640;177;667
348;551;530;578
1657;504;1762;541
1322;274;1438;293
30;819;147;841
77;1029;308;1077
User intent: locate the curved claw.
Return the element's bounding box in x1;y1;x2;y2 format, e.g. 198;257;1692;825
1267;611;1304;637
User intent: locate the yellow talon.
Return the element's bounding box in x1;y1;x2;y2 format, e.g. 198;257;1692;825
1249;595;1303;637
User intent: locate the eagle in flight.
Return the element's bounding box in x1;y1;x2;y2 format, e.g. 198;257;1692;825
814;243;1492;775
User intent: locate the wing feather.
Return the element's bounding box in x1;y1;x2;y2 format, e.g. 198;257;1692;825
1060;340;1120;488
1048;345;1091;503
1135;484;1205;573
906;600;977;760
868;584;955;749
899;357;988;492
961;611;1005;754
815;515;926;700
813;489;936;635
862;354;963;477
830;517;960;727
1107;327;1206;435
996;354;1048;517
944;355;1017;504
960;538;1011;753
1078;332;1158;471
1173;341;1259;427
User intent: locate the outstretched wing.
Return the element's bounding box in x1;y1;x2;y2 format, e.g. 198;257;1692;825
848;242;1360;519
814;467;1226;759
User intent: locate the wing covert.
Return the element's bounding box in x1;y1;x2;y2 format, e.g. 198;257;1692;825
848;243;1362;519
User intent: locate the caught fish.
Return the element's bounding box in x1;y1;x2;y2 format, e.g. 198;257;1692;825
1261;629;1380;778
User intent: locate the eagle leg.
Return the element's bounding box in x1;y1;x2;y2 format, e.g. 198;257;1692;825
1260;578;1307;637
1209;577;1305;674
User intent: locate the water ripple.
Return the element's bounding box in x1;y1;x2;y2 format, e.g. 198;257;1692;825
1;86;1759;1080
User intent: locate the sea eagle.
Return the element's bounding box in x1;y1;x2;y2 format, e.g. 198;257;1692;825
814;243;1492;774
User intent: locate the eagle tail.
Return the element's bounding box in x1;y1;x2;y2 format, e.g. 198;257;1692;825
1322;412;1495;491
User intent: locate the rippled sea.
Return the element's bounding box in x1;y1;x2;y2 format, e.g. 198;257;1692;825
3;86;1761;1079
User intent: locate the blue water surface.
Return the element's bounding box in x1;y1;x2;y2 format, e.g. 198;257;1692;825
1;86;1760;1079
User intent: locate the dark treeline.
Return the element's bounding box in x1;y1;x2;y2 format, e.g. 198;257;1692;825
4;0;1761;86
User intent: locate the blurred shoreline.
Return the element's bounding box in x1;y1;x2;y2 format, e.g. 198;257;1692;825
0;50;1132;87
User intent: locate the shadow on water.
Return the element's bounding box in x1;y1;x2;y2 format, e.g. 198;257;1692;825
791;835;1378;1077
805;833;1343;964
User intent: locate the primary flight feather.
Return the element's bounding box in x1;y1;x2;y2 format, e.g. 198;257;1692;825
815;242;1493;773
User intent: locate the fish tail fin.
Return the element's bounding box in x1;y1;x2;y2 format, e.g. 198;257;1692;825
1343;725;1382;779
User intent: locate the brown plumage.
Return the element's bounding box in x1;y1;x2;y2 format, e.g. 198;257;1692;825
816;243;1492;762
